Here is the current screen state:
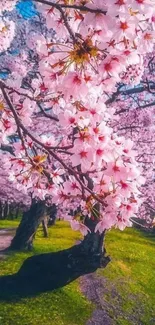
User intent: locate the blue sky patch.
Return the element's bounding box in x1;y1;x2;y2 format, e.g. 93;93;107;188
16;0;38;20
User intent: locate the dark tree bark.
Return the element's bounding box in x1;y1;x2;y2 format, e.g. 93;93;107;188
9;200;46;251
0;202;4;219
9;208;14;220
4;202;9;219
0;201;3;220
15;207;20;219
47;204;57;226
0;225;110;300
42;215;49;237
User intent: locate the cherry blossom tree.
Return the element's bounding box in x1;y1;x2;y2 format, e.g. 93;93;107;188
0;148;30;217
0;0;155;296
0;146;55;247
106;51;155;222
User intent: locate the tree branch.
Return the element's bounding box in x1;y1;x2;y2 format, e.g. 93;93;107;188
32;0;106;15
0;85;107;207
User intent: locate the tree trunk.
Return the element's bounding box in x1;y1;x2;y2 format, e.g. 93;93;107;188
0;201;3;219
0;229;110;300
9;200;46;251
4;202;9;219
42;215;49;237
47;204;57;226
9;205;14;220
0;203;4;219
15;207;19;219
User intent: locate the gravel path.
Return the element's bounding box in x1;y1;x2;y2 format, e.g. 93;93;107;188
80;272;155;325
80;273;114;325
0;228;15;259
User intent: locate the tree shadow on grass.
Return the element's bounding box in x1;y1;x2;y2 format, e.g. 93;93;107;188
140;230;155;242
0;273;73;302
0;248;82;301
0;243;110;302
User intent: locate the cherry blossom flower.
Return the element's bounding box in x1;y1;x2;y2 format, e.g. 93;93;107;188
0;0;17;14
0;18;15;53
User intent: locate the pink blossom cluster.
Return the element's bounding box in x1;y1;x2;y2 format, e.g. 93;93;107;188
0;18;15;53
4;53;31;89
120;60;144;86
0;152;30;206
36;0;155;91
0;0;155;234
2;103;145;234
0;0;17;14
109;55;155;221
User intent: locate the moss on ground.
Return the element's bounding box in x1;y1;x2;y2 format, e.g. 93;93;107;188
0;220;93;325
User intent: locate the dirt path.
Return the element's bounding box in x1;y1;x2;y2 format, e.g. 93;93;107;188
0;228;15;259
80;272;155;325
80;273;114;325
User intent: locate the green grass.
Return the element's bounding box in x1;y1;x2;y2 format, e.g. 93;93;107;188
0;219;20;229
0;221;93;325
0;220;155;325
99;228;155;325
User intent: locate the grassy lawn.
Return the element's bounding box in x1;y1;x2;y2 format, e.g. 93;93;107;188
0;220;93;325
0;219;20;229
99;228;155;325
0;220;155;325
